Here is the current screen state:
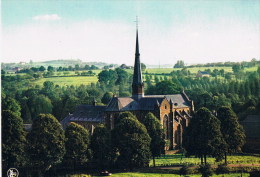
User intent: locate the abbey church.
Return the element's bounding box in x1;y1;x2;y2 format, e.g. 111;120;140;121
61;29;194;149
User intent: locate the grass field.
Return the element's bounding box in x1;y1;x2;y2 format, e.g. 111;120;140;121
69;173;249;177
150;154;260;166
32;76;98;86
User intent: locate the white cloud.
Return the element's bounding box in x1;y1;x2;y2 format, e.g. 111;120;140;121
32;14;61;21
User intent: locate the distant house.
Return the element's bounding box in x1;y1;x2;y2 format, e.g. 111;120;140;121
13;67;23;73
241;115;260;153
196;71;210;77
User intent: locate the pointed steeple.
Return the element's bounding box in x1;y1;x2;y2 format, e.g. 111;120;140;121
132;28;144;100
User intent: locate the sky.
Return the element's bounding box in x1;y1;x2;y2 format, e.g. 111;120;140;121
1;0;260;65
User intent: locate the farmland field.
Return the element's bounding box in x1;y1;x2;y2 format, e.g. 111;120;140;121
150;154;260;166
32;76;98;86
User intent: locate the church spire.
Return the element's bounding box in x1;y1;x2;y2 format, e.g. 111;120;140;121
132;19;144;100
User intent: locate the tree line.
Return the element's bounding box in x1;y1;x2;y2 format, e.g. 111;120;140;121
2;109;165;176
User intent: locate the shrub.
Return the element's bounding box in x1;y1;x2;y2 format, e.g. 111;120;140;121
179;164;191;175
198;163;213;177
216;164;229;174
250;170;260;177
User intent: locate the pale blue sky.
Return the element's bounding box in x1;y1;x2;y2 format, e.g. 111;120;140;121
1;0;260;65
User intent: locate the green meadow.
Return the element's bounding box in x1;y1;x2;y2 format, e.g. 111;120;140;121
150;154;260;166
33;76;98;86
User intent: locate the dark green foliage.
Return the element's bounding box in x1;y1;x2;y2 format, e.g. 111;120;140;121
112;117;151;169
174;60;185;68
27;114;65;171
64;122;90;166
142;112;165;166
115;68;129;85
250;170;260;177
216;164;229;175
179;164;191;176
141;63;146;71
90;124;112;169
101;92;113;104
217;107;245;163
2;97;21;117
29;94;53;119
183;107;227;163
198;164;213;177
146;80;181;95
116;111;137;124
2;110;26;170
98;69;118;85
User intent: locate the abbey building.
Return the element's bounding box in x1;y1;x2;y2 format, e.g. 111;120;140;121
61;29;193;149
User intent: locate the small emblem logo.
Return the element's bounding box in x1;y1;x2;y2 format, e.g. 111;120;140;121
7;168;19;177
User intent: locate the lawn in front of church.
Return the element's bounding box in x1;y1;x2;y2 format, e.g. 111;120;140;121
70;173;249;177
150;153;260;166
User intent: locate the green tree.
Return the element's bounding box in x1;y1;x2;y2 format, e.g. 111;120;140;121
39;66;46;72
183;107;227;164
154;80;181;95
61;95;79;119
27;114;65;172
217;107;245;164
115;68;129;85
112;117;151;169
142;112;165;167
141;63;146;71
101;92;113;104
90;124;112;169
64;122;90;167
2;97;21;117
2;110;26;170
47;66;54;72
29;94;53;119
116;111;136;124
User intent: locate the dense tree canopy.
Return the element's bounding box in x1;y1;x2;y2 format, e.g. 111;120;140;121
112;117;151;169
142;112;165;167
217;107;245;163
90;124;112;169
27;114;65;171
2;110;26;170
64;122;90;166
183;107;227;163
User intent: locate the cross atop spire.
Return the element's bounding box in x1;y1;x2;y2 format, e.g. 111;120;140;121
134;16;139;29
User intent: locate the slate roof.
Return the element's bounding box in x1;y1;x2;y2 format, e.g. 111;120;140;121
106;93;191;112
61;104;106;128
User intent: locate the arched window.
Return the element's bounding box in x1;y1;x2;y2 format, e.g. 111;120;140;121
163;115;169;139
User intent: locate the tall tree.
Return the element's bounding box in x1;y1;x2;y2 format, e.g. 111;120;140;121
90;124;112;169
2;110;26;170
217;107;245;164
27;114;65;173
2;97;21;117
64;122;90;168
112;117;151;169
142;112;165;167
29;94;53;119
183;107;227;164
